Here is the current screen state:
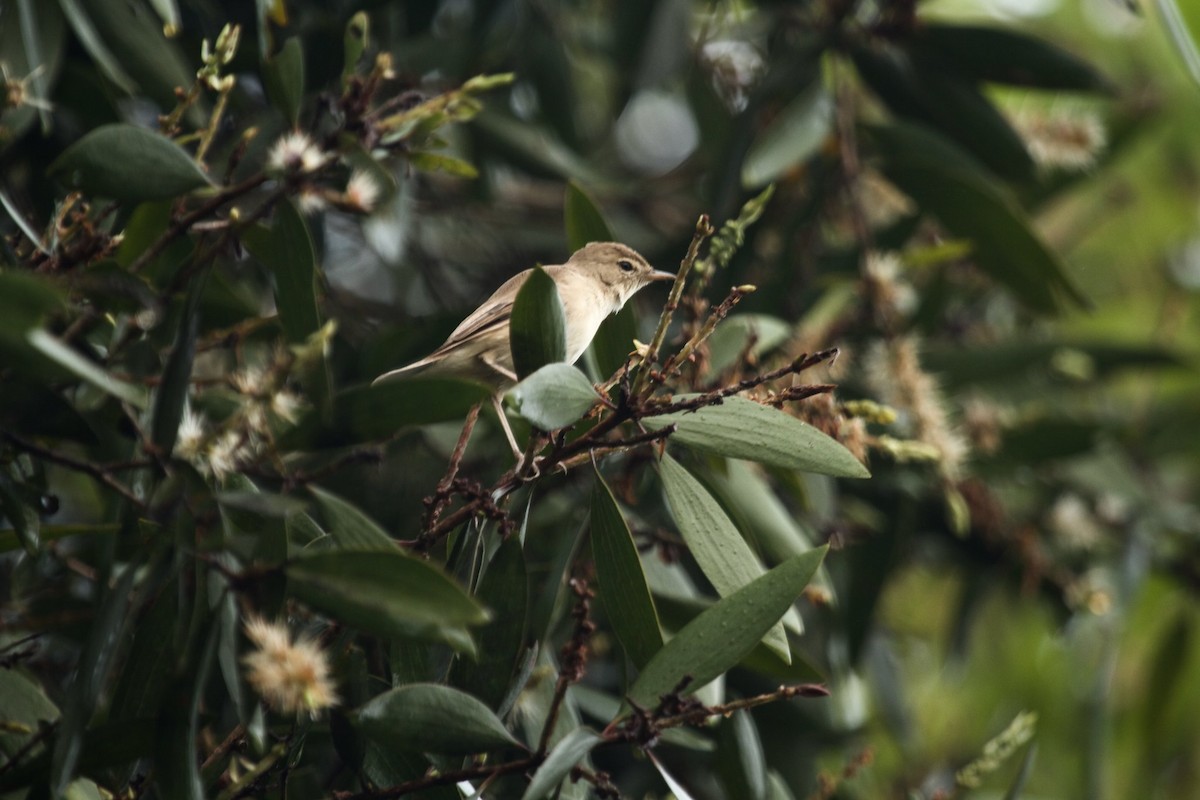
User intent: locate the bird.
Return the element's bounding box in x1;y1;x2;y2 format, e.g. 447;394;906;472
373;242;674;457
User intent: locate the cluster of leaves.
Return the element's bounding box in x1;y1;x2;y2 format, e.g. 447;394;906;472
3;1;1200;799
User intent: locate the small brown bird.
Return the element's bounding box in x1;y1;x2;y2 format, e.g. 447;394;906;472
373;242;673;455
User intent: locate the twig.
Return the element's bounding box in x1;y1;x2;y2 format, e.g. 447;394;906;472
1;431;146;508
423;403;481;530
631;216;714;398
332;756;538;800
127;173;269;274
201;723;246;771
537;576;595;755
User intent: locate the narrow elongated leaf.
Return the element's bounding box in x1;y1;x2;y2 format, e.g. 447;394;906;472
146;0;180;32
153;613;218;800
241;199;321;344
627;548;826;708
353;683;519;755
564;182;613;250
342;12;369;85
48;123;210;201
509;363;600;430
510;266;567;379
912;24;1113;93
450;536;529;709
645;397;869;478
50;561;140;797
741;83;832;188
590;471;663;669
286;551;488;654
56;0;137;92
659;454;791;661
263;37;305;127
717;711;768;800
151;281;201;455
870;122;1087;314
26;330;149;408
521;729;602;800
0;475;39;555
309;485;396;551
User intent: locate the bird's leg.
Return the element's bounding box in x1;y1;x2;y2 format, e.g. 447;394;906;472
491;393;523;461
481;353;518;384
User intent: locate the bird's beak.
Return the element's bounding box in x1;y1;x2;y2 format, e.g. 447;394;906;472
648;269;676;282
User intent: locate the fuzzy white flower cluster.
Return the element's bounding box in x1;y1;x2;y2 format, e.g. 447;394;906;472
243;616;338;717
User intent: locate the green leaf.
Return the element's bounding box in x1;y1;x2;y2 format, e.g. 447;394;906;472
263;37;305;127
521;728;602;800
241;199;321;344
564;181;614;250
626;547;827;708
851;44;1034;181
510;265;567;379
286;551;489;654
911;24;1113;93
509;363;600;430
153;613;219;800
705;315;792;377
449;536;529;709
741;83;832;188
27;330;149;408
50;560;140;797
48;123;211;201
871;122;1088;313
0;474;39;555
146;0;180;33
151;281;201;455
590;471;663;669
645;396;869;478
1157;0;1200;90
309;485;397;551
716;711;767;800
658;453;791;662
342;12;369;85
407;151;480;178
56;0;137;93
0;667;59;761
352;683;519;755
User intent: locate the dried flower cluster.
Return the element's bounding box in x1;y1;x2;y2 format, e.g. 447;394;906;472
243;616;338;717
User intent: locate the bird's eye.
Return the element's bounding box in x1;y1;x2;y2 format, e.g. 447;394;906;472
618;259;635;273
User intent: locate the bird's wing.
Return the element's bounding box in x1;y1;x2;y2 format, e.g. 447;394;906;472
427;268;531;356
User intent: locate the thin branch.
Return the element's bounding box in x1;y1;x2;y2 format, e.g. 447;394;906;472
127;173;269;274
631;216;714;397
1;432;146;508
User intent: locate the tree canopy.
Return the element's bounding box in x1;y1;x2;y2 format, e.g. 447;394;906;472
2;1;1200;798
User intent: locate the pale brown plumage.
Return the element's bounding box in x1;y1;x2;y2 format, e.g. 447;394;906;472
373;242;673;456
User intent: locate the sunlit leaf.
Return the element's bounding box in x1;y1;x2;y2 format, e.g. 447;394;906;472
645;396;869;478
509;363;600;430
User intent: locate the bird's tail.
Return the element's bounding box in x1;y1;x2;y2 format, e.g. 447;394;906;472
371;360;429;386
